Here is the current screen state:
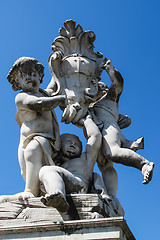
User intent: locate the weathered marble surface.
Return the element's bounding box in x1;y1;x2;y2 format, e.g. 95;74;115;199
48;19;105;124
2;20;154;222
0;218;135;240
0;194;123;224
47;19;154;201
0;194;134;240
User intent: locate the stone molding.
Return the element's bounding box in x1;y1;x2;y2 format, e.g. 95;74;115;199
0;217;135;240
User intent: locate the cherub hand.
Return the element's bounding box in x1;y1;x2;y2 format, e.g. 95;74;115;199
72;107;85;124
61;104;77;124
104;59;115;74
50;51;62;62
62;103;86;124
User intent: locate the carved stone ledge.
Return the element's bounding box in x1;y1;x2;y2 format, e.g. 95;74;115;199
0;217;135;240
0;194;118;223
0;194;134;240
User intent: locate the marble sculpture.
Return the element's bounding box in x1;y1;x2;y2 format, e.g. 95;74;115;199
0;20;154;216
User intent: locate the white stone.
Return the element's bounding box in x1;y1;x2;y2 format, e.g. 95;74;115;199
1;20;154;226
0;217;135;240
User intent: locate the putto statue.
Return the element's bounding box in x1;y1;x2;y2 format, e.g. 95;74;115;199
7;57;66;199
0;20;154;219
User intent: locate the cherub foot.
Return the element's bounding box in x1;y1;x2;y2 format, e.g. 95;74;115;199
125;137;144;152
0;191;35;204
142;162;154;184
17;191;35;200
41;192;69;213
0;195;9;204
132;137;144;151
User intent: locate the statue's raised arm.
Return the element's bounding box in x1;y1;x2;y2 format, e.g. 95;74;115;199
93;60;154;186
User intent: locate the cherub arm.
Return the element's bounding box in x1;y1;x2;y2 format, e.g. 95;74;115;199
83;115;102;172
15;92;66;111
104;60;124;103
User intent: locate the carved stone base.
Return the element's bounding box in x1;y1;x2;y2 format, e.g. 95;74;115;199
0;194;134;239
0;217;135;240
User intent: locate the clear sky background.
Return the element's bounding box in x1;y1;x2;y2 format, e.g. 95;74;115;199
0;1;159;239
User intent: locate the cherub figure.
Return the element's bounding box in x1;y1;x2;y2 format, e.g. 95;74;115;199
0;57;66;202
93;60;154;186
39;115;102;212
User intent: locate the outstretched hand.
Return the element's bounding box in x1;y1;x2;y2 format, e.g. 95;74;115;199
61;103;87;125
104;59;114;73
50;51;62;61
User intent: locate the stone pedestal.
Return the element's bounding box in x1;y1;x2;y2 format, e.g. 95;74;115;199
0;217;135;240
0;194;135;239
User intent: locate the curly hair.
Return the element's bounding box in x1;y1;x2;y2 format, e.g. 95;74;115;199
7;57;44;91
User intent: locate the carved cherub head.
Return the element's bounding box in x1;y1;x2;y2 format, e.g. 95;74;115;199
60;133;82;160
7;57;44;91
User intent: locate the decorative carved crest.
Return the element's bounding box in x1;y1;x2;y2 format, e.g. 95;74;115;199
48;20;106;123
52;19;103;60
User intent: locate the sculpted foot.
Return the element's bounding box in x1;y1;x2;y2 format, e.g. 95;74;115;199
0;195;10;204
41;192;69;213
124;137;144;152
142;162;154;184
18;191;35;200
131;137;144;151
0;191;35;204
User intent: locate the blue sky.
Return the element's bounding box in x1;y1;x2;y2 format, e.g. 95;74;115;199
0;1;159;239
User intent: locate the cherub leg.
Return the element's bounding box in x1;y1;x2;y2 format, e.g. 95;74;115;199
0;140;42;203
39;166;87;212
97;153;124;216
118;125;144;151
102;126;154;184
18;143;26;181
101;161;118;197
21;139;43;198
39;166;69;212
122;137;144;152
97;151;118;197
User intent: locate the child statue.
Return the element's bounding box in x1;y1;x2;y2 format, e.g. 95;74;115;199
93;60;154;187
39;115;103;213
4;57;66;201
